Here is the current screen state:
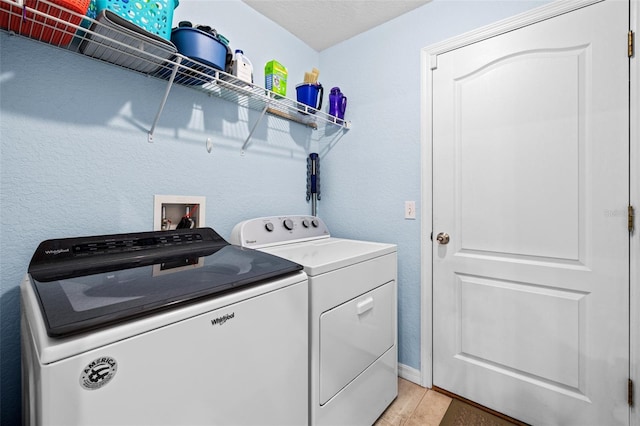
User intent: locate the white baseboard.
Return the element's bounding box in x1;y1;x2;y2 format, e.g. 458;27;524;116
398;363;422;386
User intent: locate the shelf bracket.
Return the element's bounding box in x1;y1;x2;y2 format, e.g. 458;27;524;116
148;57;182;143
240;103;269;155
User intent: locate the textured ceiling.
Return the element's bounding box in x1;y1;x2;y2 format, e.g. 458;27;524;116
241;0;431;51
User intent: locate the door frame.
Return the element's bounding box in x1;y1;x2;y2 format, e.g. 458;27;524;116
419;0;637;422
630;0;639;423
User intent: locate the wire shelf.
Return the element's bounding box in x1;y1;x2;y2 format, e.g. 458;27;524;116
0;0;351;144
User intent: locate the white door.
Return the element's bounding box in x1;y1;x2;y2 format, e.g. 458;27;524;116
431;1;630;425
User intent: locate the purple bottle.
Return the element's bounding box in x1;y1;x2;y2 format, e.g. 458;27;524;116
329;87;347;120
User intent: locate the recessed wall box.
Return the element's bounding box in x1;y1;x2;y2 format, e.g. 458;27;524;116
154;195;206;231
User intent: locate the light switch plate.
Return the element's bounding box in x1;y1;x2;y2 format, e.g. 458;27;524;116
405;201;416;220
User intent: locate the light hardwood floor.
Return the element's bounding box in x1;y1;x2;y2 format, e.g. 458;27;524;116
374;378;453;426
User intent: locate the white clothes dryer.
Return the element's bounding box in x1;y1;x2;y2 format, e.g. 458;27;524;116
231;215;398;426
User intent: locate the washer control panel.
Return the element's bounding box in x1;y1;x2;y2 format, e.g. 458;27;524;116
230;215;330;248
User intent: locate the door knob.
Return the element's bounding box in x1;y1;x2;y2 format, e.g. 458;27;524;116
436;232;450;245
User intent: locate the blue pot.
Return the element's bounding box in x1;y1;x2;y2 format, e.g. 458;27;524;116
155;27;227;86
171;27;227;71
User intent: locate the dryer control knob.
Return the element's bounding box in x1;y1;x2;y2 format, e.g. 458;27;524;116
302;219;310;228
265;222;274;232
311;219;319;228
283;219;294;230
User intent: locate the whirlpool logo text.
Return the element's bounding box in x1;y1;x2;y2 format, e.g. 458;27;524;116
45;248;69;256
211;313;235;326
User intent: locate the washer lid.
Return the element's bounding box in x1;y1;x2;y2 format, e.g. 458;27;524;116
28;228;303;338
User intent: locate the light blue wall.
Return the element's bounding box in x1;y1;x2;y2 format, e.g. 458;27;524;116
317;0;549;376
0;0;547;423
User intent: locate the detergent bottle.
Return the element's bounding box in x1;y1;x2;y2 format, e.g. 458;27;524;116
232;50;253;84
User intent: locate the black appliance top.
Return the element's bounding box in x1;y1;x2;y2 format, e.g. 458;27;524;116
27;227;303;338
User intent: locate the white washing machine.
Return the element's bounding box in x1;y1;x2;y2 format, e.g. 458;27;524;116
231;215;398;426
21;227;309;426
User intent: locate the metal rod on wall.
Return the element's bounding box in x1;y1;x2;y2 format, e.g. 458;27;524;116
307;153;320;216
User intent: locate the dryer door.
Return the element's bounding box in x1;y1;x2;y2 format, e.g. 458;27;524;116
319;281;395;404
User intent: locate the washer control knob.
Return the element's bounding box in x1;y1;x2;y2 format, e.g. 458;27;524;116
283;219;294;230
311;219;320;228
265;222;274;232
302;219;310;228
